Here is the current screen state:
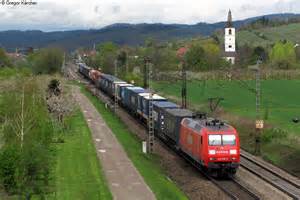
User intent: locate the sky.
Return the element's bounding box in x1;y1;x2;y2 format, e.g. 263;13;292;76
0;0;300;31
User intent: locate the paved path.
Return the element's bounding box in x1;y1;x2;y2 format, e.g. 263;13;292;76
72;86;156;200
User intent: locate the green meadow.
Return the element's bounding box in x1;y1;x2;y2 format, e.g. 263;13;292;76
154;80;300;175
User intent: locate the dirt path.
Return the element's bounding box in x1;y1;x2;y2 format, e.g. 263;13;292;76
72;86;156;200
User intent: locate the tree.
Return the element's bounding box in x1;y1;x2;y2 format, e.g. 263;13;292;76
96;42;118;53
269;41;297;69
202;42;221;69
31;48;63;74
295;46;300;62
211;31;221;45
117;50;127;67
0;48;13;68
95;42;118;73
0;78;54;198
253;46;268;63
237;44;254;67
185;43;206;70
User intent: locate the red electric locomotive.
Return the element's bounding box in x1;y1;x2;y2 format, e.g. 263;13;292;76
179;118;240;176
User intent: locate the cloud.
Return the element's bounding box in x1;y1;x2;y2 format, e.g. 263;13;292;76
0;0;299;31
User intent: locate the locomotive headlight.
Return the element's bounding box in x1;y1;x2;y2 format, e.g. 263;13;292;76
209;150;216;155
230;149;237;155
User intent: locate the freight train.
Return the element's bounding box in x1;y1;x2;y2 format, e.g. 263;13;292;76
78;63;240;176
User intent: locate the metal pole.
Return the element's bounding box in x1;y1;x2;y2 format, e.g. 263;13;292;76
143;59;148;88
255;61;261;155
181;61;187;109
114;60;118;113
62;52;66;75
147;59;155;153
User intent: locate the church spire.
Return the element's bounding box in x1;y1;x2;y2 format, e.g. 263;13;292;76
226;9;233;28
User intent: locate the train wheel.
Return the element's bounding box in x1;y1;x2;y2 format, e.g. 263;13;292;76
230;168;237;176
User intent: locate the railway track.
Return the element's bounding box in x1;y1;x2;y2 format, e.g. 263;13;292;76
213;178;259;200
69;70;260;199
177;150;260;200
68;63;300;199
240;151;300;200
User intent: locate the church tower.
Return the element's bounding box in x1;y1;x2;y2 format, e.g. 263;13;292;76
224;10;236;64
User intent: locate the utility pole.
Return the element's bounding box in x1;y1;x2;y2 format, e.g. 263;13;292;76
126;51;129;74
114;60;118;113
62;52;66;75
181;61;187;109
143;58;148;88
252;60;263;155
145;57;155;153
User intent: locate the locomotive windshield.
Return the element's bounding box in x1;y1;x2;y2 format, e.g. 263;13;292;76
209;134;236;146
208;135;222;146
223;135;236;145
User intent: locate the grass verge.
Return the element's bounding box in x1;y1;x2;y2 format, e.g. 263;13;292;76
53;110;112;200
80;85;188;200
153;80;300;176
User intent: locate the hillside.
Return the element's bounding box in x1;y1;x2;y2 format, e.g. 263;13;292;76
237;23;300;47
0;13;299;52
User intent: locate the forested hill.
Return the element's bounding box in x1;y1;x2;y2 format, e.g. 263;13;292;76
0;13;299;52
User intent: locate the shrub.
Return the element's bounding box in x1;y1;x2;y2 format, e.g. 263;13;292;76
31;48;63;74
269;41;297;69
261;128;288;143
0;146;20;193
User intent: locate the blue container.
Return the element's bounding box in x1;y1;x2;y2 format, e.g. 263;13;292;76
123;87;145;112
78;63;90;79
116;83;133;101
98;74;125;96
152;101;179;133
140;94;167;119
137;93;149;116
97;74;111;92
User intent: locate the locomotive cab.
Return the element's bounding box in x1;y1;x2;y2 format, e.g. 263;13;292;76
179;118;240;177
206;128;240;175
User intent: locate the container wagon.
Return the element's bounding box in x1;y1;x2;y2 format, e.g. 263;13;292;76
152;101;179;134
158;108;193;144
122;87;145;113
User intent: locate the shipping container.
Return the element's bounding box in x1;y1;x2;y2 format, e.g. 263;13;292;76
159;108;193;145
78;63;90;79
116;83;133;101
140;93;167;119
97;74;110;92
98;74;125;96
152;101;179;134
137;93;150;116
122;87;145;112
